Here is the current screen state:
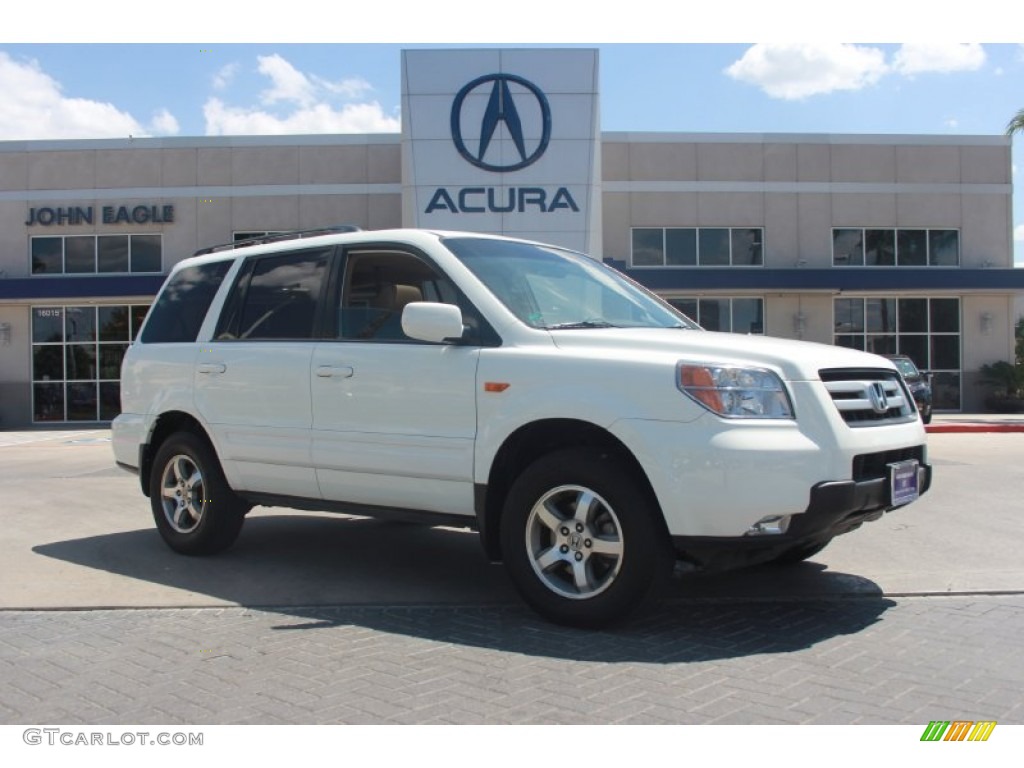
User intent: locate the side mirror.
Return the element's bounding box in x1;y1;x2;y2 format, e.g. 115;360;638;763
402;302;465;343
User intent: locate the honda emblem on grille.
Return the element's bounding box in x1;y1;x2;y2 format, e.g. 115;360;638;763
868;382;889;414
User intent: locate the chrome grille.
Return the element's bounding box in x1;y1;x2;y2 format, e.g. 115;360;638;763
820;368;917;426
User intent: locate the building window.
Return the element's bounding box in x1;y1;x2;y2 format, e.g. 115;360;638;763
832;229;959;267
632;228;763;267
30;235;163;275
833;296;960;410
666;297;765;334
31;304;150;422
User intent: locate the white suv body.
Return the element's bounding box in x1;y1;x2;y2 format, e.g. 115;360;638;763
113;228;931;626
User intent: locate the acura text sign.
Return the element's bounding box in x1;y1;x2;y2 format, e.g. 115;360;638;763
401;49;601;254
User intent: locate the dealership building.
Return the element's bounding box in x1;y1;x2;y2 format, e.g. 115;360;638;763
0;47;1021;427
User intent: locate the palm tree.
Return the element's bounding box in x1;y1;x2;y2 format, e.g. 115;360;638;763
1008;108;1024;136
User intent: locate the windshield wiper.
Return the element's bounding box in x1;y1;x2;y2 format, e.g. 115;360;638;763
545;319;619;330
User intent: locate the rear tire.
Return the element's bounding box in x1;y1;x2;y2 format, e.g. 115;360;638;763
149;431;248;555
500;448;672;628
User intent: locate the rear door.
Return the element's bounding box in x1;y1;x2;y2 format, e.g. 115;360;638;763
194;246;331;499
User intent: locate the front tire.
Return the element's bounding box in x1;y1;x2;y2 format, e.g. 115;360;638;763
149;431;248;555
500;448;671;628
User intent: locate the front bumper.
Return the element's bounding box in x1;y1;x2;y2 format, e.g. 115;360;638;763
671;461;932;572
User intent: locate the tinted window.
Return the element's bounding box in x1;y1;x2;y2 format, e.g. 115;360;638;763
141;260;233;344
833;229;864;266
731;229;763;266
98;235;130;273
929;230;959;266
698;228;730;265
631;229;663;266
666;229;697;266
337;250;455;342
865;229;895;266
65;237;96;273
31;238;62;274
897;230;927;266
233;249;329;340
131;235;163;273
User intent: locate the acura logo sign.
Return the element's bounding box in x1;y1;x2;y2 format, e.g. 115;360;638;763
450;74;552;172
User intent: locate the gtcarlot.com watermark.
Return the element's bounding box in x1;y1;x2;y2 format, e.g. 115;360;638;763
23;728;203;747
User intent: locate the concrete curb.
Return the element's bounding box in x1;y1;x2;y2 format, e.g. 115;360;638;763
926;423;1024;434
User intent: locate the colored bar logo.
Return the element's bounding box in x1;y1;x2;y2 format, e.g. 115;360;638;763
921;721;997;741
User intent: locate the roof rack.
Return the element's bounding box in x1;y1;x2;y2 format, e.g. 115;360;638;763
192;225;363;256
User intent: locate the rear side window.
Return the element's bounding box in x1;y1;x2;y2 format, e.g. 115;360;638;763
140;260;233;344
216;248;330;340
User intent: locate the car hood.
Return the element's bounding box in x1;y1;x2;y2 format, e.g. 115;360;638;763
547;328;897;382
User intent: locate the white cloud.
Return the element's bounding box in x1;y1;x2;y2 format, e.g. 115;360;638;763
213;62;239;91
725;44;888;100
204;98;399;135
149;108;180;135
206;54;397;135
258;54;316;107
314;75;373;100
0;51;150;139
1014;224;1024;242
892;44;986;75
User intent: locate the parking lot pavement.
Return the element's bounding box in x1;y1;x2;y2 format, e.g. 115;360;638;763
1;597;1022;725
1;427;1023;724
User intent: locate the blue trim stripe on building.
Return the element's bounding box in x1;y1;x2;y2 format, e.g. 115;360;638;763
605;264;1024;293
0;275;166;301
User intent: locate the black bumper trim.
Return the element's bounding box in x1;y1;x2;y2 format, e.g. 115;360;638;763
671;462;932;571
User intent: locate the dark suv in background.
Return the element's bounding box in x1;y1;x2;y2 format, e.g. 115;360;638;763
885;355;933;424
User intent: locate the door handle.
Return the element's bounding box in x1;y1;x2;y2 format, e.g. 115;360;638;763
316;365;355;378
197;362;227;375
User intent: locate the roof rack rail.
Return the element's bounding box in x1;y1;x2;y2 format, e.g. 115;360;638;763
192;225;363;256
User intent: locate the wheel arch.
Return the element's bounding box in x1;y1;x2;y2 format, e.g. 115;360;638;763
140;411;215;497
476;418;666;562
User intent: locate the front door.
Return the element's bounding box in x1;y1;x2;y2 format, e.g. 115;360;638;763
311;247;480;517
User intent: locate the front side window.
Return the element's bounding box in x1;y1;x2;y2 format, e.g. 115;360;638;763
336;250;461;342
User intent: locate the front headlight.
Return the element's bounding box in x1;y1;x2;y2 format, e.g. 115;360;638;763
677;363;794;419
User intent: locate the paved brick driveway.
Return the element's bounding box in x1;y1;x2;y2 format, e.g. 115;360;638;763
2;595;1021;724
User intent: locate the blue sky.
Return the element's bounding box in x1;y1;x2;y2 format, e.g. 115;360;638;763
3;4;1023;263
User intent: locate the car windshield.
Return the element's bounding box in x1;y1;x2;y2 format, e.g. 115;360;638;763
892;357;921;378
443;237;698;331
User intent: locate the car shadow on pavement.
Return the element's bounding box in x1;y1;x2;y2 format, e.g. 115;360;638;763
32;512;895;664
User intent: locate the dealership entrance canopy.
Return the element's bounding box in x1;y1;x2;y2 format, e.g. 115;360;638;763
0;47;1021;427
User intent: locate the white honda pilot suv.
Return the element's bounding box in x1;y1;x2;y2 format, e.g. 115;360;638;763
113;227;931;627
